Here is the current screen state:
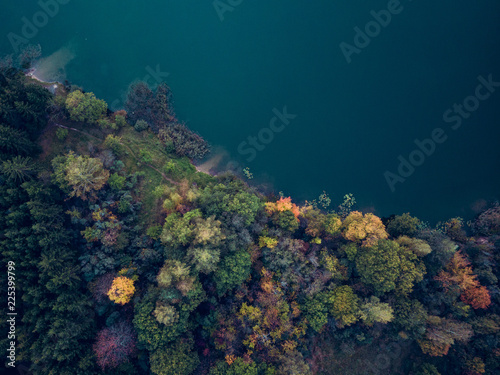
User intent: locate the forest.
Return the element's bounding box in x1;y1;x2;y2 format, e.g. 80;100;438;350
0;61;499;375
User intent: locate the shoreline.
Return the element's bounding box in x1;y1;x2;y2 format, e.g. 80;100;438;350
22;66;487;228
25;67;223;179
25;68;61;94
193;152;225;176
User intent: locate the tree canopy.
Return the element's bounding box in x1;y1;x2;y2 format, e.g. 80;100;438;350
65;90;107;124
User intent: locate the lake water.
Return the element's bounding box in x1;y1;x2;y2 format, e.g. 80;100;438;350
2;0;500;224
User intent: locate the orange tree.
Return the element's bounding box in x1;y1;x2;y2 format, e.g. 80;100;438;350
435;251;491;310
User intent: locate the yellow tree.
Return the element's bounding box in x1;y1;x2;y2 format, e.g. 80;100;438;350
108;276;135;305
341;211;388;247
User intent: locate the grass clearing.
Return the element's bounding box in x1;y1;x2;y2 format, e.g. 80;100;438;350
38;118;211;228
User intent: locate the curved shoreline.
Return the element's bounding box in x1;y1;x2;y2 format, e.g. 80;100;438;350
25;68;61;94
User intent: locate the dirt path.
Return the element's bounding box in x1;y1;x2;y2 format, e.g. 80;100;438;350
54;123;179;186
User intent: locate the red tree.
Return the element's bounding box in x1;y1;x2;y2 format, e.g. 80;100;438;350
461;286;491;309
93;321;137;369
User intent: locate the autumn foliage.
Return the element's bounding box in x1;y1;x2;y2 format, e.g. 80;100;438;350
258;236;278;249
107;276;136;305
418;317;473;357
418;338;451;357
460;285;491;310
215;268;306;359
435;251;477;291
341;211;388;247
265;196;300;221
435;251;491;309
93;321;137;369
225;354;236;365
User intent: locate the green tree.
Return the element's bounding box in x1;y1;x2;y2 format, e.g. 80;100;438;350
356;239;425;295
414;363;441;375
0;181;97;375
393;298;428;338
150;339;200;375
325;213;343;236
302;294;329;332
213;250;252;296
323;285;361;327
134;119;149;132
65;90;107;123
114;114;127;128
321;249;348;281
153;303;179;326
209;358;259;375
161;212;197;248
0;73;50;133
386;213;421;237
1;156;35;182
55;127;68;141
133;297;186;351
0;124;36;155
396;235;432;257
192;215;225;246
103;134;123;152
360;296;394;325
62;152;110;200
108;173;126;190
187;246;220;274
418;230;458;275
303;208;342;237
156;260;194;294
273;209;300;232
470;314;500;335
340;243;358;262
198;181;263;225
303;208;325;237
140;149;153;163
97;117;112;129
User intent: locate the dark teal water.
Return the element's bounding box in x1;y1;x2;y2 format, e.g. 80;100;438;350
2;0;500;224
